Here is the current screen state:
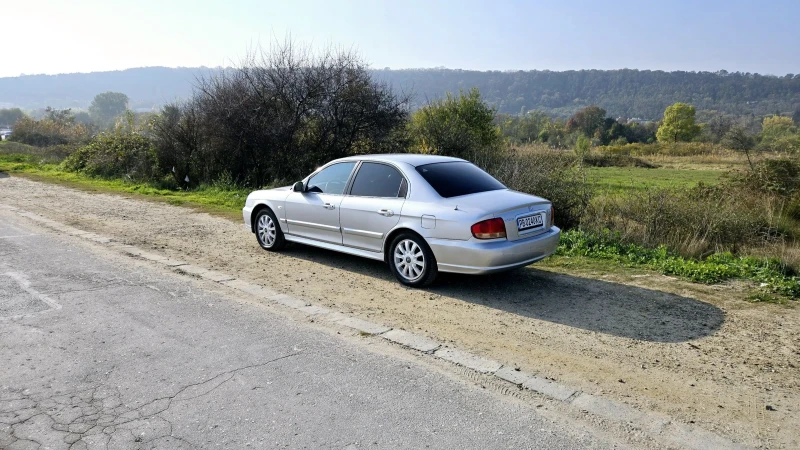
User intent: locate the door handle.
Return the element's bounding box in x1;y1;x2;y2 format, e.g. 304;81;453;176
377;209;394;217
323;203;335;210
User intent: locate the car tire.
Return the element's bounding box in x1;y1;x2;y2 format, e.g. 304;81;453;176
389;233;437;287
254;208;286;251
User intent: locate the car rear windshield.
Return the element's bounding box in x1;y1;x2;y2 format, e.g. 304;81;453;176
415;161;506;198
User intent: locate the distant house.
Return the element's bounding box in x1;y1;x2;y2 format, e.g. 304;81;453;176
0;128;11;140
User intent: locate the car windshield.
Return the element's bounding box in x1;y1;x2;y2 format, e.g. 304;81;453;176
415;161;506;198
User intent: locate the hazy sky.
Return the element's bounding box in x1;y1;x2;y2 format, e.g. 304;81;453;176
4;0;799;78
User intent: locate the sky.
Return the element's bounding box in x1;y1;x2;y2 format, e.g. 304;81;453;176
3;0;799;78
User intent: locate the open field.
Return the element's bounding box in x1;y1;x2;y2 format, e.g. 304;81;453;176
588;166;726;191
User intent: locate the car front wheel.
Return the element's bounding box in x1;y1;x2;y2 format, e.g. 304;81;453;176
255;209;286;251
389;233;437;287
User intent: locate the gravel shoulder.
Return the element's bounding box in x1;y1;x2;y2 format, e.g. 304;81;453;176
1;175;798;448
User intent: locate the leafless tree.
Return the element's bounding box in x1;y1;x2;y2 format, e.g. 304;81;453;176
153;38;410;187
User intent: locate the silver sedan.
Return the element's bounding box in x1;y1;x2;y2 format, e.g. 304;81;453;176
243;154;560;287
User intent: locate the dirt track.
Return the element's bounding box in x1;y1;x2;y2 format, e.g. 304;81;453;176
1;175;798;448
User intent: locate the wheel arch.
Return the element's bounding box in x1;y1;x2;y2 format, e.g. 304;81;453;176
383;227;431;264
250;203;275;233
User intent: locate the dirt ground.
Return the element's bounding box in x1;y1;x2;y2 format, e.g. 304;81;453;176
1;175;798;448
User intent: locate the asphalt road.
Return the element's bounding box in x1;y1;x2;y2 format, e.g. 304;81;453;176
0;209;624;449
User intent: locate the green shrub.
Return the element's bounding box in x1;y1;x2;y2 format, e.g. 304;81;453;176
583;185;768;258
476;149;590;229
408;88;502;160
558;229;800;298
0;140;79;163
599;142;722;157
9;112;90;147
727;158;800;197
63;131;156;180
582;154;657;168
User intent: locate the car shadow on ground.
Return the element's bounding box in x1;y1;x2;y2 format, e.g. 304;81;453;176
282;244;724;343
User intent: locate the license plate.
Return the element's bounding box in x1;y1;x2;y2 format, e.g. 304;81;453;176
517;213;544;231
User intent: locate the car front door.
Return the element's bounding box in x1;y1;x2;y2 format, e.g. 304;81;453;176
339;162;407;253
284;162;357;244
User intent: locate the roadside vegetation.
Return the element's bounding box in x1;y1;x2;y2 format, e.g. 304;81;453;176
2;39;800;302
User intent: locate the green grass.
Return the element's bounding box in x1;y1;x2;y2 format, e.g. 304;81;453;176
0;153;250;218
588;166;725;192
558;229;799;300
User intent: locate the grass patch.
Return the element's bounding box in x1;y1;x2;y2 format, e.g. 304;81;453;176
747;292;789;305
558;229;799;300
0;153;251;219
588;166;725;192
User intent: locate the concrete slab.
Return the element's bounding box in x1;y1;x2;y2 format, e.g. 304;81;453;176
138;251;172;263
332;316;392;335
434;348;502;374
522;376;577;402
381;329;441;353
269;294;308;309
156;259;187;267
571;393;645;423
198;270;236;283
84;234;112;244
117;246;144;257
174;264;209;276
220;279;280;298
494;366;535;386
297;305;332;316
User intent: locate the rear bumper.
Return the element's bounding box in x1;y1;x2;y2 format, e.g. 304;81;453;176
429;226;561;275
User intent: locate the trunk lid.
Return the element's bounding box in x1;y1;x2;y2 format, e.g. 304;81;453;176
449;189;553;241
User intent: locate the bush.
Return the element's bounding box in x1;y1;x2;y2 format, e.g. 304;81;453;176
582;154;657;168
63;129;155;180
408;88;502;160
8;109;90;147
559;229;800;298
475;149;590;229
599;142;723;157
0;140;79;163
152;40;409;188
729;158;800;197
583;185;768;258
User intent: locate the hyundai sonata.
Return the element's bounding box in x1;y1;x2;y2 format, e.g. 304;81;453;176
243;154;560;287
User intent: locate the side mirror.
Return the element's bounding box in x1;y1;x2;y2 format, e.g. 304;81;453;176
292;181;305;192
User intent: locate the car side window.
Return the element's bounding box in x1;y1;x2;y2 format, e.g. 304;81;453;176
306;162;357;195
349;162;406;198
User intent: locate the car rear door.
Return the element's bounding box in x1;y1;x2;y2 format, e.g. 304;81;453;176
283;162;357;244
339;162;407;253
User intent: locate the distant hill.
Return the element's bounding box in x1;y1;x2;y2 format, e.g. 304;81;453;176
1;67;798;119
0;67;220;111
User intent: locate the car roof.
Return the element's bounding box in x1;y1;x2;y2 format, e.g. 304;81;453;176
334;154;466;167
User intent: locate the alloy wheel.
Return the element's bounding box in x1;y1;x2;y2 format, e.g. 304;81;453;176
393;239;425;282
257;214;277;247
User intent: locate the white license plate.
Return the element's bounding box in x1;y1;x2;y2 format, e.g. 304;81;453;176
517;213;544;231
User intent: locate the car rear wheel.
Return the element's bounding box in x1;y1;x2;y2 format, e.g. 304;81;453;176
255;209;286;251
389;233;437;287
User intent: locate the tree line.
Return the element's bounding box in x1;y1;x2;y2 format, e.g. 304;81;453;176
3;66;800;120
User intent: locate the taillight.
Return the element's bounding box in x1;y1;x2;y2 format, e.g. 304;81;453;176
471;218;506;239
549;205;554;228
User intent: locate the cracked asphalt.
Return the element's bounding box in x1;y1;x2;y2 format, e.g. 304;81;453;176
0;210;626;449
